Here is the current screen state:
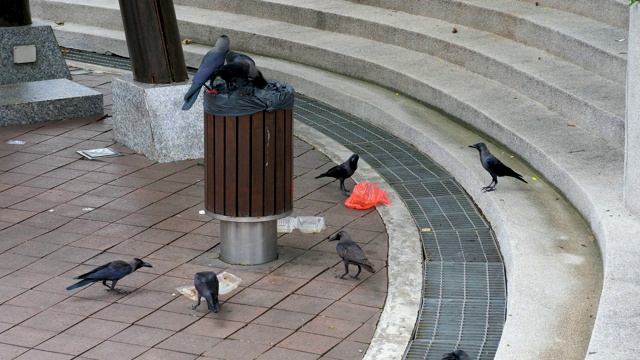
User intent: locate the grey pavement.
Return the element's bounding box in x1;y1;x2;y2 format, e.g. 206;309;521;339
0;68;389;360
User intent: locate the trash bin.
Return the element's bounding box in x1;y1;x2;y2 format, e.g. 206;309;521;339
203;81;295;265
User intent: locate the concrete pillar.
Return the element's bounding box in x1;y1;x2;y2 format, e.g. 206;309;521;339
625;5;640;215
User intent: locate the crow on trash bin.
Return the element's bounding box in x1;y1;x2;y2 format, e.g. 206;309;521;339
442;349;471;360
225;50;256;66
225;50;268;89
214;61;252;92
191;271;221;313
66;258;152;294
182;34;230;111
315;154;359;196
329;230;374;280
216;61;266;91
469;142;527;192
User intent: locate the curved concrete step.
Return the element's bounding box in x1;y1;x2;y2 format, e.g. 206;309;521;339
30;0;625;146
528;0;629;29
173;0;625;148
348;0;628;83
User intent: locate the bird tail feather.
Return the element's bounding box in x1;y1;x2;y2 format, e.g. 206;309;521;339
66;279;94;291
361;264;375;273
182;92;198;111
314;173;326;179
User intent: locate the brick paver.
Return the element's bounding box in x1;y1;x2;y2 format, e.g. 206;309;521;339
0;70;388;359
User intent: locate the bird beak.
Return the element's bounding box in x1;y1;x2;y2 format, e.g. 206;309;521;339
329;234;339;241
468;144;478;149
141;262;152;268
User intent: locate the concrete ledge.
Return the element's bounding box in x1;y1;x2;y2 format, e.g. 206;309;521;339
112;75;204;163
0;78;102;126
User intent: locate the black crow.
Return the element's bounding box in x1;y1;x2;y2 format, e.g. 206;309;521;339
191;271;221;313
182;35;230;111
315;154;359;195
469;142;527;192
214;61;250;91
66;258;152;294
214;62;268;93
442;349;471;360
225;50;256;66
329;230;374;280
225;50;267;89
247;63;268;88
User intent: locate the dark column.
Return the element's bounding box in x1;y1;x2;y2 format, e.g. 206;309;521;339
0;0;32;27
118;0;187;84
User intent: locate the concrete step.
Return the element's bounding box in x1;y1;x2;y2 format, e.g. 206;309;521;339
0;78;103;127
30;0;625;147
528;0;629;29
348;0;628;83
172;0;625;147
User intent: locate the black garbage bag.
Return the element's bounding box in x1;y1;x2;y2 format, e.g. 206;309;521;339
203;80;295;116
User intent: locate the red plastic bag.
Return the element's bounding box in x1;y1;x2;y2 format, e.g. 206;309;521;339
344;181;391;210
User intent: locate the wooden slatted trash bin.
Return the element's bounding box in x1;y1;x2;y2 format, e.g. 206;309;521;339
203;81;295;265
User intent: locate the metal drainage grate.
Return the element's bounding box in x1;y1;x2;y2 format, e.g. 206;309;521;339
405;339;498;360
421;228;503;263
422;262;506;300
294;94;506;359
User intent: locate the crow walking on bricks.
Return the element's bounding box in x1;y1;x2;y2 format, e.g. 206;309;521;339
182;34;230;110
315;154;359;195
66;258;152;294
191;271;221;313
329;230;374;280
469;142;527;192
442;349;471;360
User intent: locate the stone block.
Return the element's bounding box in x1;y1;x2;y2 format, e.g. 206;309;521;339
0;79;103;127
0;23;71;85
112;75;203;163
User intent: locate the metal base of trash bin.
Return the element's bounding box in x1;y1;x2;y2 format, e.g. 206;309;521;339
220;220;278;265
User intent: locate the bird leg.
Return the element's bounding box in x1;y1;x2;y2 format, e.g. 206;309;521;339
103;280;129;295
336;262;350;279
351;265;363;280
482;178;498;192
191;296;201;311
339;179;351;196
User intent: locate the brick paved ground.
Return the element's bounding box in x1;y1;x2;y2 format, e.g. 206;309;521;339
0;70;388;359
